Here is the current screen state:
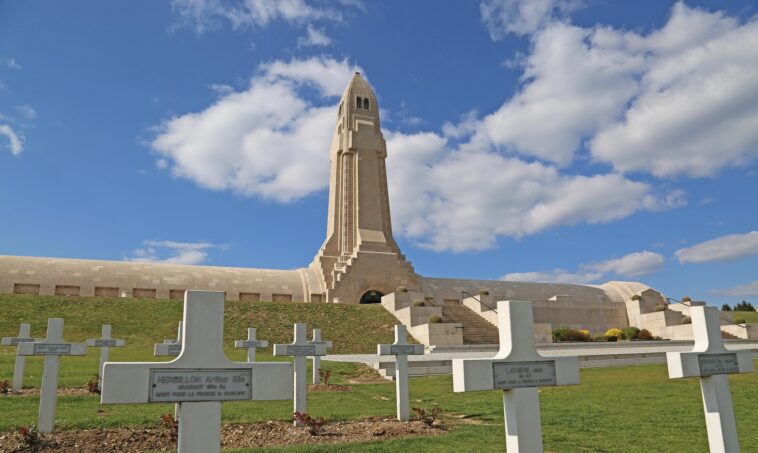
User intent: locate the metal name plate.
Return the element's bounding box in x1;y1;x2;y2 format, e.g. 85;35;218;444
493;361;557;389
149;369;252;402
239;340;266;348
390;345;420;355
33;344;72;355
698;353;739;376
10;338;35;346
168;344;182;356
287;345;316;356
94;339;118;347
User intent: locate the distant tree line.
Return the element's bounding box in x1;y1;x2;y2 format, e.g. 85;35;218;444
721;301;756;312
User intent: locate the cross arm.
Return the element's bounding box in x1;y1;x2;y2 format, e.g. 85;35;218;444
17;342;88;356
666;350;754;379
452;356;579;392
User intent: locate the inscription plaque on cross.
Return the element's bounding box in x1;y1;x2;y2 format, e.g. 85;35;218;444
666;305;753;453
86;324;125;382
378;324;424;421
310;328;333;385
154;321;183;357
273;323;328;425
453;300;579;452
1;323;40;391
101;291;293;453
234;327;268;362
18;318;88;433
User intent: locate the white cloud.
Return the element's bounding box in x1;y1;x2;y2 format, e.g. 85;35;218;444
473;2;758;177
171;0;349;33
0;124;23;156
208;83;234;97
150;57;359;202
480;0;582;38
386;131;682;251
5;58;21;70
15;105;36;120
712;281;758;298
675;231;758;264
502;250;664;284
125;240;225;265
298;25;332;47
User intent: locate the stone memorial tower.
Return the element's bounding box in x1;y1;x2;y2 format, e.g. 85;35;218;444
310;73;418;304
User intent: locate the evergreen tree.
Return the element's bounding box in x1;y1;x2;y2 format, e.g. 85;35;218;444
734;300;755;312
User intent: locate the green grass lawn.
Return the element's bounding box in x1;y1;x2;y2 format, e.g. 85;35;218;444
732;310;758;323
1;294;758;452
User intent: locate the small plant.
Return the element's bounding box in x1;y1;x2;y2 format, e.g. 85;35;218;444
638;329;654;340
734;317;746;324
681;296;692;303
318;369;332;385
552;327;590;342
412;299;426;307
160;414;178;439
293;412;327;436
428;315;442;323
0;380;10;395
478;289;490;296
622;326;640;341
682;316;692;324
17;425;41;447
396;286;407;293
604;328;624;341
655;305;666;312
86;374;101;394
721;304;732;312
412;405;442;426
631;294;641;301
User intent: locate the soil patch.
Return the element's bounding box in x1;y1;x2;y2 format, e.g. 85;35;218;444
0;418;446;452
307;383;352;392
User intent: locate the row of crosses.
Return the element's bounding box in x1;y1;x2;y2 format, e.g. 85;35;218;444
2;291;753;452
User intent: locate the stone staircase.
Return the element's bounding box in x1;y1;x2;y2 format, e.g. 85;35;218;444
439;301;499;344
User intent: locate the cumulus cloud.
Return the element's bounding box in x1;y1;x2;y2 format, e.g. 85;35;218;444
502;250;664;284
125;240;226;265
675;231;758;264
0;124;23;156
15;105;36;120
298;25;332;47
474;2;758;177
150;57;358;202
712;281;758;298
480;0;582;38
171;0;351;33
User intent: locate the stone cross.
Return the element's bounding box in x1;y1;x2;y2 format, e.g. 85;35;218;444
234;327;268;362
86;325;125;381
18;318;88;433
101;291;292;453
453;300;579;452
154;321;183;357
378;324;424;421
666;306;754;453
310;328;333;385
1;323;40;391
273;323;328;425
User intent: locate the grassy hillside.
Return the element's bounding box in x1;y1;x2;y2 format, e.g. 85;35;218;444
732;310;758;323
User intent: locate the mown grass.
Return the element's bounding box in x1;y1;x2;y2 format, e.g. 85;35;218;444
732;310;758;323
1;294;758;452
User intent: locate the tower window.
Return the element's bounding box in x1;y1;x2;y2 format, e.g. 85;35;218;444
363;98;370;110
356;96;362;109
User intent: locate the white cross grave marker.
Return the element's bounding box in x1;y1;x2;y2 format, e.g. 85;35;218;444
453;300;579;452
666;305;754;453
101;291;293;453
235;327;268;362
273;323;328;425
154;321;183;357
378;324;424;421
311;328;333;385
86;324;125;382
1;323;40;391
18;318;88;433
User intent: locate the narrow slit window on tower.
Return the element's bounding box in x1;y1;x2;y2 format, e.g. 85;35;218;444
363;98;369;110
356;96;362;109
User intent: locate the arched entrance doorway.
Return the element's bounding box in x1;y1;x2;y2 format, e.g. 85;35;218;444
359;290;384;304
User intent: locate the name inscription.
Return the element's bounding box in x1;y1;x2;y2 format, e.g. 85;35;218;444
168;344;182;356
390;345;421;355
493;361;557;389
286;345;316;356
149;369;252;402
9;338;35;346
93;339;119;347
33;344;72;355
698;353;739;376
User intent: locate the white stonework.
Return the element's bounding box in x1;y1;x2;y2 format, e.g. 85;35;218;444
1;323;40;391
86;324;125;382
377;324;424;421
235;327;268;363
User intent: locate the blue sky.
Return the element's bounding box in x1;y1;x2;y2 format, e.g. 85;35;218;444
1;0;756;305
